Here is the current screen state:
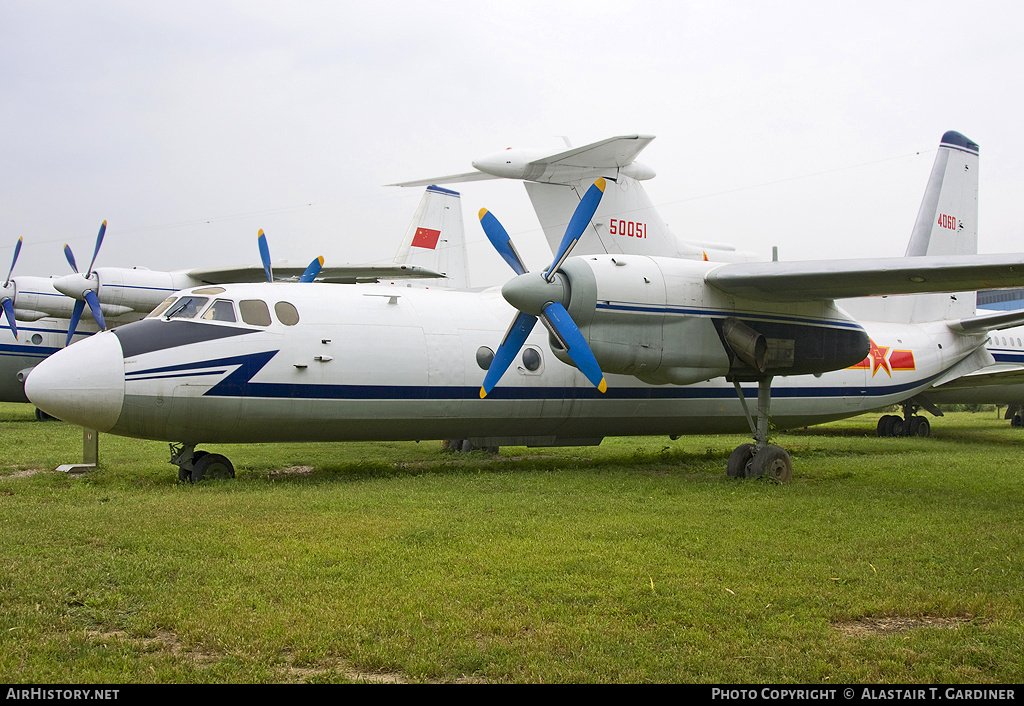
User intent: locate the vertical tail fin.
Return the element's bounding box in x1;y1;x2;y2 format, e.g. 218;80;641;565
905;130;980;258
392;185;468;289
841;131;980;324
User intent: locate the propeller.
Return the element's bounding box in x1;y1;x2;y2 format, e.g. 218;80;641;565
257;229;273;282
299;256;324;283
0;237;23;339
478;178;607;398
258;229;324;283
63;221;107;346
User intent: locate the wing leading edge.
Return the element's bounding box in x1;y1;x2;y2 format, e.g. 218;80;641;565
706;255;1024;301
187;264;445;285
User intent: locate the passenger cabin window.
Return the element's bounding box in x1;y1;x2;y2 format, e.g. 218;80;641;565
239;299;272;327
275;301;300;326
165;296;209;320
202;299;237;322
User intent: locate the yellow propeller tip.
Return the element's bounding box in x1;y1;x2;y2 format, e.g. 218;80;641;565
479;387;488;399
317;256;325;265
598;379;608;394
101;220;107;226
595;177;606;192
478;208;489;220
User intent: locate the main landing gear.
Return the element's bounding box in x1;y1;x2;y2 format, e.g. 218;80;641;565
170;443;235;483
726;376;793;483
876;402;931;438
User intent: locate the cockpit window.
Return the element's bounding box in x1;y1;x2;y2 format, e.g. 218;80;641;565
239;299;272;327
202;299;237;322
275;301;300;326
147;297;177;319
164;296;209;320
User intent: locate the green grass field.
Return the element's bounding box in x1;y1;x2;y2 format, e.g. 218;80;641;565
0;403;1021;683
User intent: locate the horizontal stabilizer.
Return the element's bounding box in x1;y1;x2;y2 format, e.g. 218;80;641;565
947;308;1024;333
932;363;1024;391
706;255;1024;301
188;264;445;285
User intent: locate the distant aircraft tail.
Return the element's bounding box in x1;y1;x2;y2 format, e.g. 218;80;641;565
392;185;469;289
841;130;980;324
905;131;979;259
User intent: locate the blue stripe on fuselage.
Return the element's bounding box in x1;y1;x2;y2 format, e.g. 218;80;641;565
125;349;943;402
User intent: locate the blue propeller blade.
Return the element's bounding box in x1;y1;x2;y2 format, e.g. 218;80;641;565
299;256;324;283
478;179;608;397
479;208;527;276
545;178;605;281
1;298;17;340
66;300;85;347
5;237;22;288
257;229;273;282
480;311;538;398
84;289;106;331
63;244;79;273
86;221;106;276
540;302;606;392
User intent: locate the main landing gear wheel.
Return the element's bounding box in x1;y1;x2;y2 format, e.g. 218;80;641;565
747;445;793;483
876;411;931;437
728;376;794;483
727;444;755;478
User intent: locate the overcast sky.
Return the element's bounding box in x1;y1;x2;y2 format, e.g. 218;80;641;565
3;0;1023;287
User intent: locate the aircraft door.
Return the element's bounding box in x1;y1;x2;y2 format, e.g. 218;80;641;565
425;332;463;418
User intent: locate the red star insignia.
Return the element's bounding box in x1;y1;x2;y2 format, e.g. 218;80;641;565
868;339;891;378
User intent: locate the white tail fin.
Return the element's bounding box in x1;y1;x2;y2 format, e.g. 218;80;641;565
905;131;979;258
392;185;468;289
841;131;980;324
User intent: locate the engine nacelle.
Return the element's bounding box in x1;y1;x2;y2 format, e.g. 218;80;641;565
557;255;869;384
92;268;201;314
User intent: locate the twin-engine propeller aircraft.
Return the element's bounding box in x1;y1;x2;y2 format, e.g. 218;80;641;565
0;185;464;405
23;131;1024;482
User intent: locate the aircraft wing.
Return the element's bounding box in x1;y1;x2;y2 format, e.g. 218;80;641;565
389;171;500;188
532;134;656;170
706;254;1024;301
186;264;445;285
389;135;656;187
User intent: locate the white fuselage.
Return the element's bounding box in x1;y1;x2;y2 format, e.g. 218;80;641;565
25;276;984;447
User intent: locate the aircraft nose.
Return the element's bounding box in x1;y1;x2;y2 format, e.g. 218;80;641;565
25;331;125;432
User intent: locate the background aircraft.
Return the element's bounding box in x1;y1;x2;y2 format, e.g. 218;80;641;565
0;185;464;405
23;131;1024;483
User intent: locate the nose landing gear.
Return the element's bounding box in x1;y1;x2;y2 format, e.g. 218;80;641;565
170;443;236;483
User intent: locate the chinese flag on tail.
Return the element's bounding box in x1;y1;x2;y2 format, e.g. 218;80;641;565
412;227;441;249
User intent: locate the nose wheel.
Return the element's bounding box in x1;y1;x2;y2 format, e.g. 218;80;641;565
728;377;793;483
171;444;236;483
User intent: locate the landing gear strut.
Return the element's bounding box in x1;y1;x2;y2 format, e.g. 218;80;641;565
170;443;235;482
876;402;931;437
727;377;793;483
